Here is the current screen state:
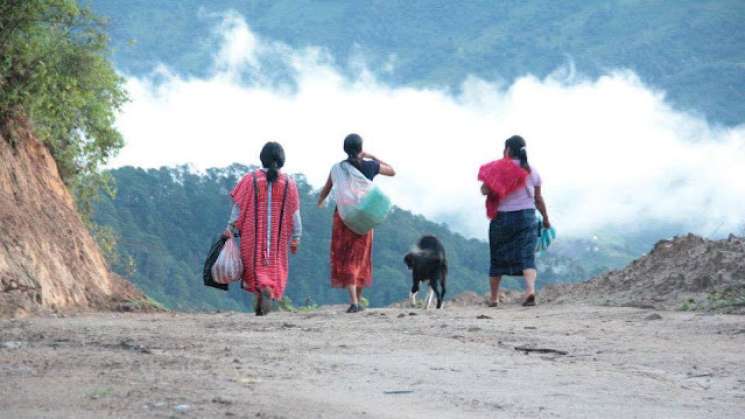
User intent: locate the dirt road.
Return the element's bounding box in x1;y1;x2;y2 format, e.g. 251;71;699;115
1;304;744;418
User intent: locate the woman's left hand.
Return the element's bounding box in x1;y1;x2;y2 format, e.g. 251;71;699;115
290;240;299;254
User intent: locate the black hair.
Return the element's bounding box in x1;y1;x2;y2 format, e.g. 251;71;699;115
505;135;530;173
343;133;363;171
259;141;285;183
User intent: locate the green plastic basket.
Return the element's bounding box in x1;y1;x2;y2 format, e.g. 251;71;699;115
343;186;392;234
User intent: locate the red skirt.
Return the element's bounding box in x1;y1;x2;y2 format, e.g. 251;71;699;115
330;211;373;288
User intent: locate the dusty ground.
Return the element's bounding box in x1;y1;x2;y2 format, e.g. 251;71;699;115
1;304;744;418
542;234;745;313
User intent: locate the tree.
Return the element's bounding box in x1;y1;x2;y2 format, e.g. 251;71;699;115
0;0;127;217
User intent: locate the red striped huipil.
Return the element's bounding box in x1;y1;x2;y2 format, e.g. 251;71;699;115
231;170;299;299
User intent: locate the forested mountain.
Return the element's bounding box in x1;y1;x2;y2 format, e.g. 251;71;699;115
80;1;732;311
89;0;745;126
92;165;589;310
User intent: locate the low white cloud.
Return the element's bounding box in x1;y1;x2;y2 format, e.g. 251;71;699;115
112;13;745;239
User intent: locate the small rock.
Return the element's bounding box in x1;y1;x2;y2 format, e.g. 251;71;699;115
644;313;663;321
397;313;406;318
174;404;191;413
476;314;492;320
408;312;417;316
524;326;537;330
0;341;26;349
467;327;481;332
118;340;151;354
212;397;232;405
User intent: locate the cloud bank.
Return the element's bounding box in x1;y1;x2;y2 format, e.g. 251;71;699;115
113;13;745;239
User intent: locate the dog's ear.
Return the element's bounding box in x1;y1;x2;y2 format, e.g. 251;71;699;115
404;253;414;269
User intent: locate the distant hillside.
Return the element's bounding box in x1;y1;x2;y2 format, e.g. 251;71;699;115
90;0;745;126
92;165;589;311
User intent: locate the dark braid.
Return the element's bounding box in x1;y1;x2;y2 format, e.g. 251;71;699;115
259;141;285;183
505;135;530;173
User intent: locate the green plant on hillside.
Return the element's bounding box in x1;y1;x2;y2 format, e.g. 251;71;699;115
0;0;127;218
706;290;745;312
88;223;120;267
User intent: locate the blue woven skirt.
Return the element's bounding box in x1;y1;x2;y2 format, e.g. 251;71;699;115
489;209;538;276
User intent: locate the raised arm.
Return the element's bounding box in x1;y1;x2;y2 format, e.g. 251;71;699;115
362;151;395;177
290;180;302;254
317;174;333;207
534;186;551;228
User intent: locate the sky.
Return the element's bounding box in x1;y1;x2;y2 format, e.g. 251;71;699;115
111;12;745;240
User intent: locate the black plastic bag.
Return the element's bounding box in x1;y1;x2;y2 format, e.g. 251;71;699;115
203;236;229;290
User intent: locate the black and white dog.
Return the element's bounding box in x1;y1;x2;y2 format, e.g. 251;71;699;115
403;235;448;309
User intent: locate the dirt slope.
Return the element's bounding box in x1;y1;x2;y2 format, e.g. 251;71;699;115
1;305;743;418
542;234;745;313
0;124;144;317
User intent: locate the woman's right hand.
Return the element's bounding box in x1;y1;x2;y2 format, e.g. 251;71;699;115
223;228;233;239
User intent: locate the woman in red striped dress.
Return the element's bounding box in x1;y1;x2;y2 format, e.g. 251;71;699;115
317;134;396;313
224;142;302;316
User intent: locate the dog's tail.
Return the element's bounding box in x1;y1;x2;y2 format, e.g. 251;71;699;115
418;235;447;269
407;248;447;270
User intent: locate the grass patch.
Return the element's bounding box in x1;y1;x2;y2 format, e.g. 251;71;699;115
124;296;168;312
87;387;113;399
277;296;319;313
706;289;745;312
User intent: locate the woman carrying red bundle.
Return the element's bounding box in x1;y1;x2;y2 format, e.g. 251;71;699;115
479;135;551;307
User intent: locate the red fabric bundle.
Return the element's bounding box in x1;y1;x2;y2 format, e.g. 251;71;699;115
477;158;529;219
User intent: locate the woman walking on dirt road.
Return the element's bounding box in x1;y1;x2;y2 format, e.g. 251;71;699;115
479;135;551;307
225;142;302;315
317;134;396;313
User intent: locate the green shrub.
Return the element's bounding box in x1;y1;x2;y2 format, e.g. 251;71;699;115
0;0;127;218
